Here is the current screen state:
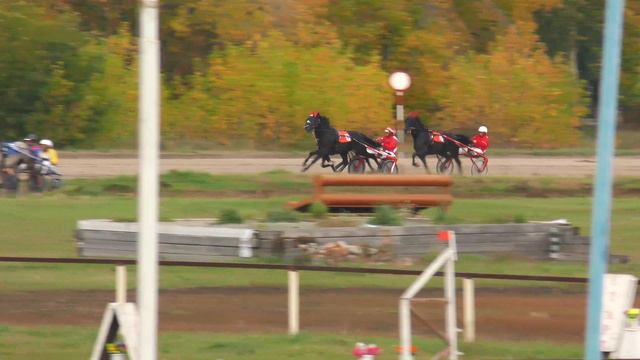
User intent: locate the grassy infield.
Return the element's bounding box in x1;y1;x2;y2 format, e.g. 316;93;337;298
1;171;639;359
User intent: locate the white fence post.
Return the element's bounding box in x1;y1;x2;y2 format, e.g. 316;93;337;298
463;278;476;343
398;298;413;360
116;265;127;304
445;257;458;360
288;270;299;335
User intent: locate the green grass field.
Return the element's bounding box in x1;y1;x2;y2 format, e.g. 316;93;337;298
0;325;583;360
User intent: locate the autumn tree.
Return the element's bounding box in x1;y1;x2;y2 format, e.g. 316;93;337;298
75;25;138;147
201;31;391;147
437;22;589;147
0;2;102;143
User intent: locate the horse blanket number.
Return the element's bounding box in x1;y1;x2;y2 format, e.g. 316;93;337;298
338;130;352;143
432;132;444;143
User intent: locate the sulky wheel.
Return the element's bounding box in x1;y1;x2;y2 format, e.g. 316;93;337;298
347;157;366;174
470;157;488;176
436;156;453;175
379;160;398;174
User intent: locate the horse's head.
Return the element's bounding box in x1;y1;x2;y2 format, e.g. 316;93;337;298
404;112;425;134
304;112;327;132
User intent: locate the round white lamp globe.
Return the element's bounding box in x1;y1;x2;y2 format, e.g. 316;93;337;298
388;72;411;91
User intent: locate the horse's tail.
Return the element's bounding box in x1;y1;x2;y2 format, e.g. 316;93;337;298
452;134;472;146
350;132;379;148
443;132;471;147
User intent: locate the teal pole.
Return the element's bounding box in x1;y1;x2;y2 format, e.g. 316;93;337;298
584;1;625;359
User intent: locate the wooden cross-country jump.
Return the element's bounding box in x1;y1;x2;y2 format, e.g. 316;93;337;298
287;174;453;213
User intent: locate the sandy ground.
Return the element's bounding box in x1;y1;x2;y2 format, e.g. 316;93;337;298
0;287;595;342
56;155;640;178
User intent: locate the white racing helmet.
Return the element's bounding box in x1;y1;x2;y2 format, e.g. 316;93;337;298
385;127;396;135
478;126;488;134
40;139;54;147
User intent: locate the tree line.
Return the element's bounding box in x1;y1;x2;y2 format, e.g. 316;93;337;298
1;0;638;149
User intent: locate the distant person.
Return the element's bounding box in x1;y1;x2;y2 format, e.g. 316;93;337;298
11;134;39;173
23;134;41;156
469;126;489;155
38;139;59;174
377;127;399;155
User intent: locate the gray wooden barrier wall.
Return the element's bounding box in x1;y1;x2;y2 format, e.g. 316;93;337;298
265;223;578;260
76;220;255;262
76;220;589;262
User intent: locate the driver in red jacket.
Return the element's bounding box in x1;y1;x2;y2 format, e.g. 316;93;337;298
377;127;399;154
469;125;489;155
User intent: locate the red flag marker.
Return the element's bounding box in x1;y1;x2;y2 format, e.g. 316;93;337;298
438;230;450;242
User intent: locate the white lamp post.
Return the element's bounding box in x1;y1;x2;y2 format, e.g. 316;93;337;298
388;72;411;143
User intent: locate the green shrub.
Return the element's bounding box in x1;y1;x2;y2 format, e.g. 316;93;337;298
308;202;328;219
218;209;244;224
513;213;527;223
368;206;404;226
430;208;463;225
433;208;447;224
102;183;134;193
266;209;302;223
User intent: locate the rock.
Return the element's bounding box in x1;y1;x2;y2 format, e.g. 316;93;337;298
347;245;363;255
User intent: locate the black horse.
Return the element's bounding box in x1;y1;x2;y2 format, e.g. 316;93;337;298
302;113;379;172
404;115;471;174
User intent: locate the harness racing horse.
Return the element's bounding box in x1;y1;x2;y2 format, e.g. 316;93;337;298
404;115;471;174
302;113;380;172
0;141;40;192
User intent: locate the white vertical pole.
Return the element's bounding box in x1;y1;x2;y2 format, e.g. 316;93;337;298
445;258;458;360
399;298;413;360
395;91;405;143
463;278;475;343
138;1;160;359
288;270;299;335
116;265;127;304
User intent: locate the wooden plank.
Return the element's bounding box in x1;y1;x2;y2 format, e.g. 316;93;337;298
455;233;548;244
78;230;258;247
282;227;400;238
314;174;453;187
80;242;240;256
317;193;453;206
80;248;232;262
394;242;547;256
446;224;555;234
78;230;137;242
281;224;559;238
77;220;253;238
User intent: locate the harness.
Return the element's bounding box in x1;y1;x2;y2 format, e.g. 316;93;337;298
431;131;445;143
338;130;351;143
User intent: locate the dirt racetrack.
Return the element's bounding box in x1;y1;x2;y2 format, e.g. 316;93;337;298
57;154;640;178
0;287;599;342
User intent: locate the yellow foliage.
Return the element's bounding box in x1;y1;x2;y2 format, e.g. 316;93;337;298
436;23;589;148
187;31;392;147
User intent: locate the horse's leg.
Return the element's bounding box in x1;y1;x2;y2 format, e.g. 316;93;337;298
324;155;339;172
453;155;463;175
302;150;317;166
334;153;348;172
320;155;336;171
302;154;322;172
419;154;429;173
412;152;420;167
